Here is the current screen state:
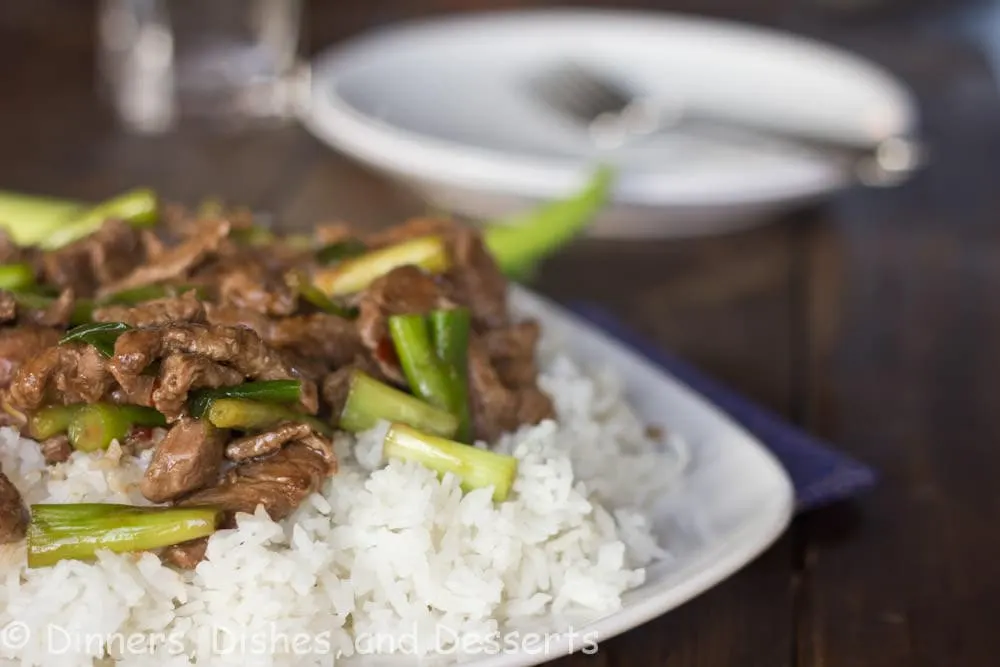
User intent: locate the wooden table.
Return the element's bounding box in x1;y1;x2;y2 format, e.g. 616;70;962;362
1;1;997;665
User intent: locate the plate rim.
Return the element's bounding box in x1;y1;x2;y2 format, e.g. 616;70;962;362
303;7;917;210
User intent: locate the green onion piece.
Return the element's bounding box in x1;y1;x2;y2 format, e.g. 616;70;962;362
316;239;368;265
39;188;159;251
59;321;131;357
429;308;472;442
339;371;459;438
188;380;303;419
117;404;168;428
0;263;36;291
388;314;456;413
206;398;332;437
0;191;82;245
29;404;84;440
285;270;358;319
383;424;518;502
67;403;163;452
27;503;221;568
313;236;450;297
484;166;614;278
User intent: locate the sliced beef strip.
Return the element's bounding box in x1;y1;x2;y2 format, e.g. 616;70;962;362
445;226;509;330
0;292;16;323
111;323;318;414
93;291;206;327
481;321;543;388
224;422;313;462
355;265;453;382
39;219;142;296
0;289;76;328
9;342;113;411
141;418;226;503
269;313;365;370
365;219;508;330
97;219;230;297
162;537;209;570
30;288;76;328
0;467;26;544
108;374;156;408
151;353;244;420
218;267;296;316
204;302;274;338
467;337;520;443
0;326;61;390
40;434;72;464
466;336;554;444
180;442;335;520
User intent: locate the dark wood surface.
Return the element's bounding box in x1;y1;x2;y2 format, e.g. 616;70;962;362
2;1;998;665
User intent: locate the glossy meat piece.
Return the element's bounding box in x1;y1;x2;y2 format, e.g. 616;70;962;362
269;313;365;370
365;219;508;330
96;219;229;297
0;292;16;323
356;265;453;381
224;422;313;462
162;537;208;570
40;219;142;296
40;434;72;464
445;226;509;330
110;323;318;411
151;353;244;420
9;342;113;411
481;321;543;388
0;326;61;390
93;291;206;327
467;335;554;443
181;443;335;520
218;267;296;316
141;418;226;503
0;467;26;544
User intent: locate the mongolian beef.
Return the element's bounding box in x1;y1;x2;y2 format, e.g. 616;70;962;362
0;177;619;569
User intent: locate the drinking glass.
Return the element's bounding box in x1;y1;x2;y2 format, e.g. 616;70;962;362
98;0;306;133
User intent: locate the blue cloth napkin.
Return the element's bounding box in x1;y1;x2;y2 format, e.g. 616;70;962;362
569;303;877;513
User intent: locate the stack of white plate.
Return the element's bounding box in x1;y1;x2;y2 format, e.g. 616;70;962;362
302;10;918;238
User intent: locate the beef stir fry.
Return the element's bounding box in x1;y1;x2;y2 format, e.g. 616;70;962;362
0;185;598;569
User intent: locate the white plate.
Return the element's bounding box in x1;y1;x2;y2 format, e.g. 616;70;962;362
303;9;918;237
367;286;793;666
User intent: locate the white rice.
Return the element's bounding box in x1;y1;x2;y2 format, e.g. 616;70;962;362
0;352;686;666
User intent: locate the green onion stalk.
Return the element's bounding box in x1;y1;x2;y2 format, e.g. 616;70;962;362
339;371;459;438
27;503;221;568
187;379;304;418
205;398;332;437
383;424;518;501
67;403;166;452
312;235;450;297
388;313;457;413
483;165;614;279
429;308;472;442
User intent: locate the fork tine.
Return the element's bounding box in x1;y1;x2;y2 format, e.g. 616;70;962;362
526;63;635;125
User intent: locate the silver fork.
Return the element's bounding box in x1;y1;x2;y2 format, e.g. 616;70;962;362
524;62;926;187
